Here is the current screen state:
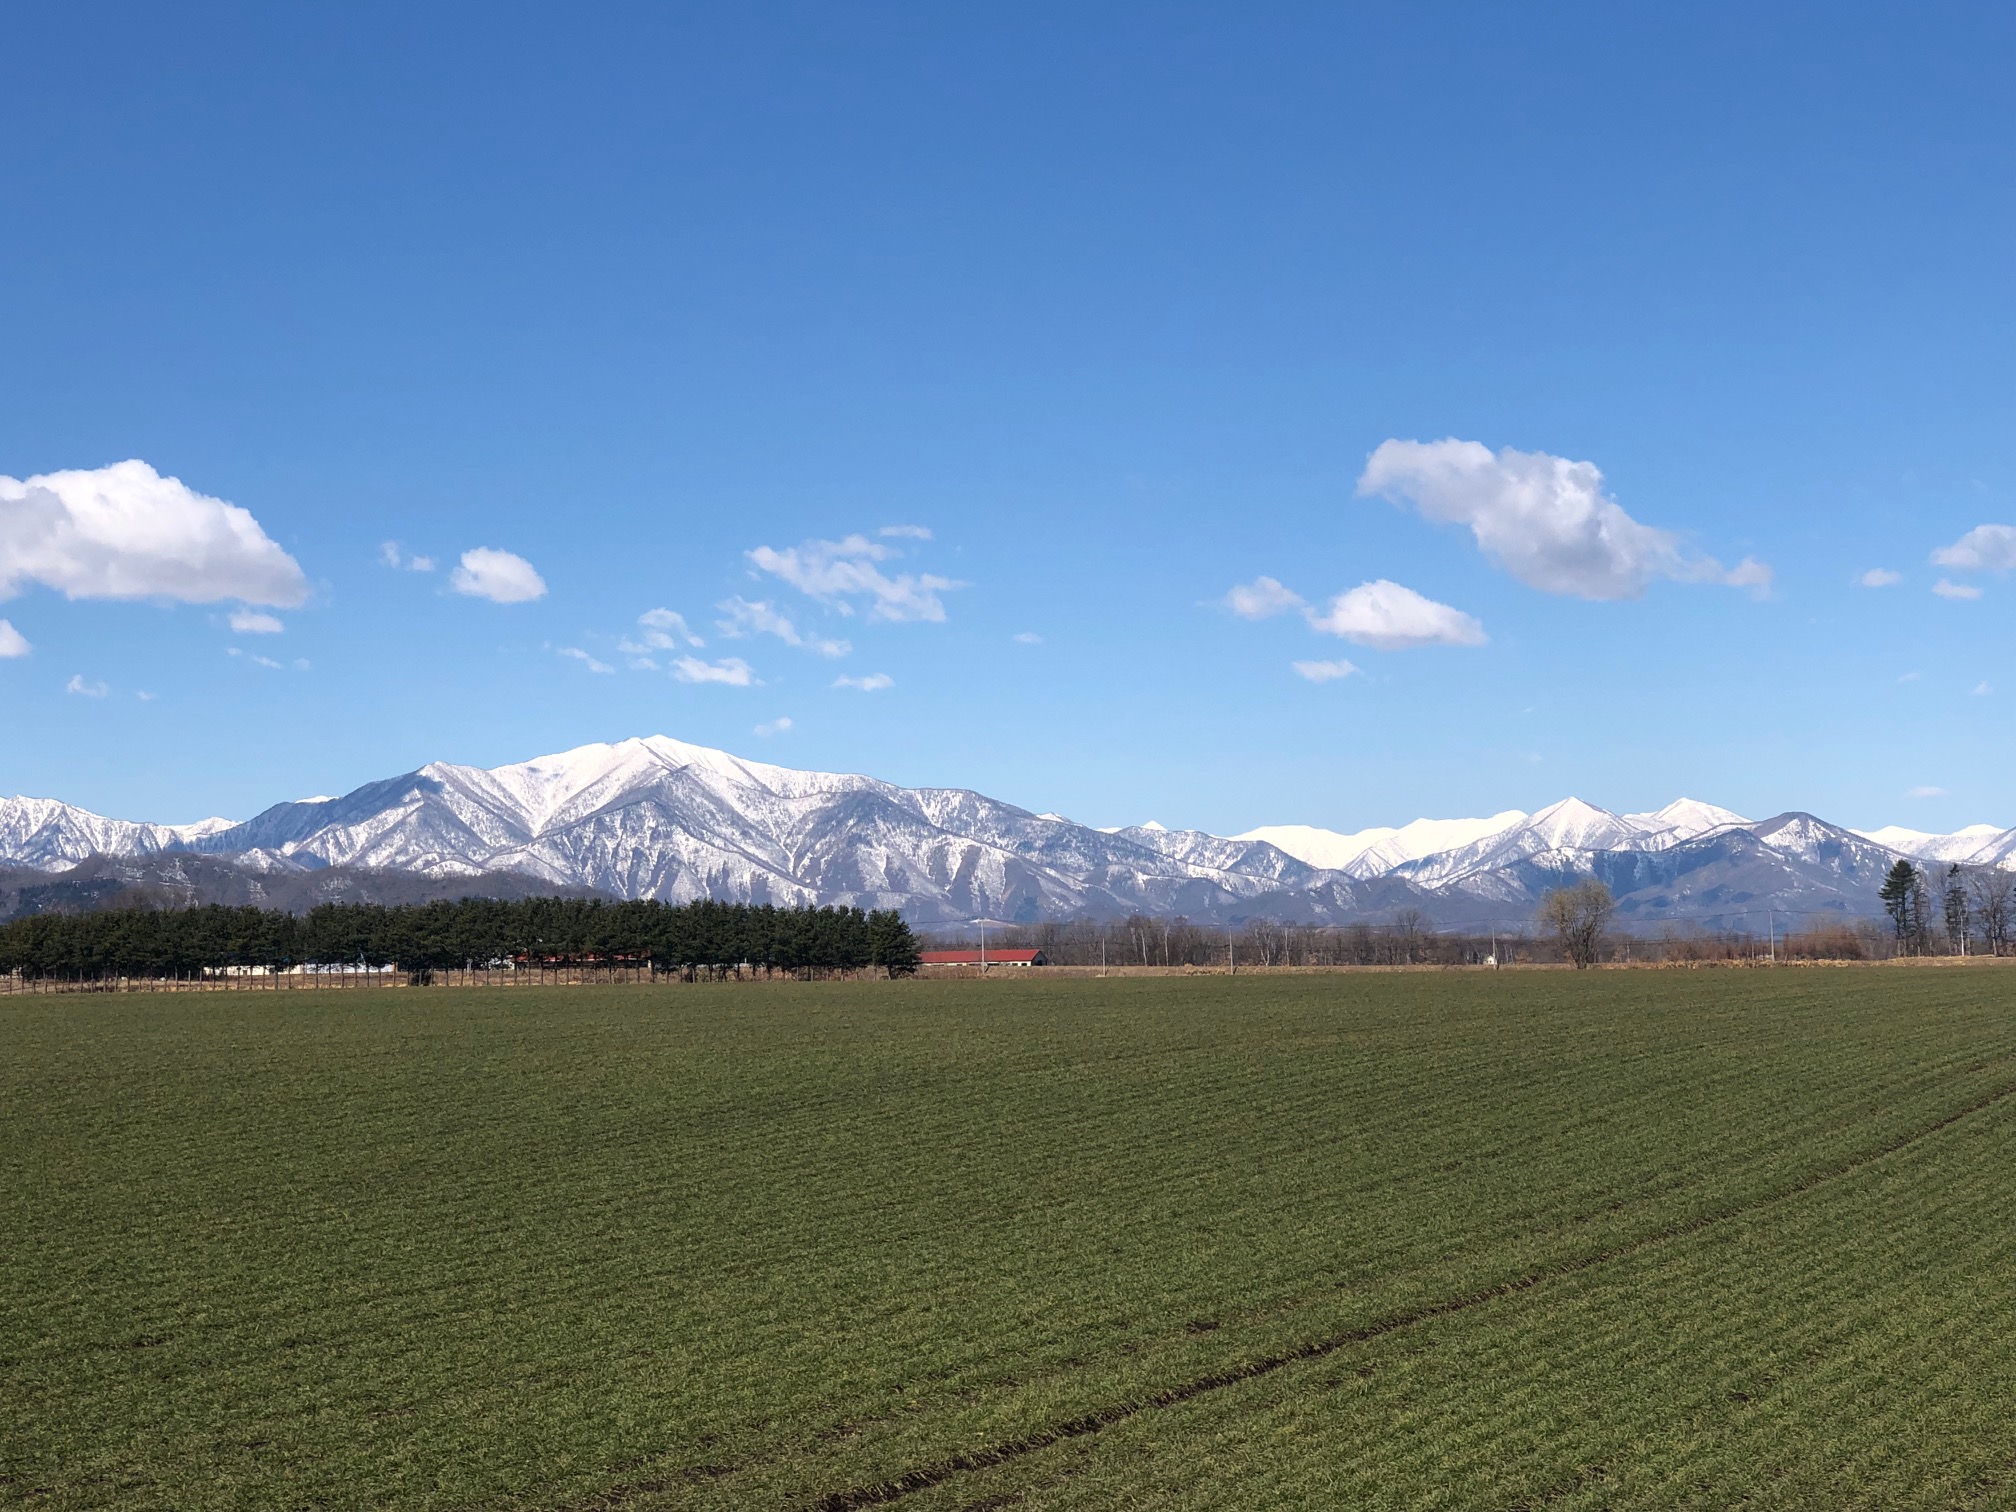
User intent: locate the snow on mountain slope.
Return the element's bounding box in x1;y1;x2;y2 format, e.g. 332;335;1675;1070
0;797;237;872
1233;812;1529;876
1244;799;1743;879
1850;822;2008;865
1626;798;1750;841
172;736;1351;923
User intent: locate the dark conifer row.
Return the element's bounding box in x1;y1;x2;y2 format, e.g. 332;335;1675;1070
0;897;922;980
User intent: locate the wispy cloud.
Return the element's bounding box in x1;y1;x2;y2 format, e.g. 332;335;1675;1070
716;596;850;657
747;534;962;622
879;524;933;539
672;655;756;686
381;542;435;572
1012;631;1043;645
1933;578;1982;601
1905;785;1947;799
621;608;704;654
753;716;793;736
1973;681;1992;697
559;646;614;674
65;674;107;697
1;460;309;606
833;673;894;692
1292;659;1360;683
229;609;284;634
1223;576;1305;619
450;548;547;604
1857;568;1901;588
1358;438;1769;600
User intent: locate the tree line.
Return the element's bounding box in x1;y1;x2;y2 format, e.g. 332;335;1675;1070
1879;860;2014;956
0;897;922;981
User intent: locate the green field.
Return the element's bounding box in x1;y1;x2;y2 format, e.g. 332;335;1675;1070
6;971;2016;1509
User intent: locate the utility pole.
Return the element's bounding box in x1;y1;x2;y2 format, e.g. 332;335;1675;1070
1229;934;1235;975
979;920;987;972
1768;909;1776;964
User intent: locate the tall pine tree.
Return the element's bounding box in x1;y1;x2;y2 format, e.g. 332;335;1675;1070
1879;859;1919;953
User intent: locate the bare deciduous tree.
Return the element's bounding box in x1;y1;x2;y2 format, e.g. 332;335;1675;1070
1392;907;1429;964
1967;868;2013;956
1240;918;1288;967
1540;880;1614;969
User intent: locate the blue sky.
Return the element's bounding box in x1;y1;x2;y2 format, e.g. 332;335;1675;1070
2;2;2011;835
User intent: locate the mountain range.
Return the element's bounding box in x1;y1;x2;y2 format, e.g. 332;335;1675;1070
0;734;2002;930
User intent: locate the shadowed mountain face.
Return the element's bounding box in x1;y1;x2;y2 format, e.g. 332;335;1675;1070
0;853;595;923
0;736;1957;928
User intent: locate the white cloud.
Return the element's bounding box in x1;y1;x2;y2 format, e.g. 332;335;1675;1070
753;716;793;736
1933;579;1982;601
1906;785;1947;799
622;608;704;653
1223;575;1305;619
1898;671;1921;683
1357;438;1768;600
135;690;156;701
0;460;309;606
380;542;436;572
1932;524;2016;572
879;524;933;539
559;646;614;675
450;547;547;604
747;534;962;622
292;658;310;671
1292;659;1360;683
1858;568;1902;588
229;609;284;635
716;596;851;657
1012;631;1043;645
1723;557;1774;598
1306;579;1486;650
834;672;894;691
0;619;28;658
65;674;107;697
672;655;756;686
1973;681;1992;697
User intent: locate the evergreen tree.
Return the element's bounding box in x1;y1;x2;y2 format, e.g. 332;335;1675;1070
1878;859;1918;952
1943;864;1971;956
867;909;921;978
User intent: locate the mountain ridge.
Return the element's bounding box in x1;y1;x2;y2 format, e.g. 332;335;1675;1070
1;734;2004;928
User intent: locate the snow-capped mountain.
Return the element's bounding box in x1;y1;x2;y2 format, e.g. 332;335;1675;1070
171;736;1411;925
1233;811;1528;876
0;797;235;872
0;737;2006;927
1850;823;2011;867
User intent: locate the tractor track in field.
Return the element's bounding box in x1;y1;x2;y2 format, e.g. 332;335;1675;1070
798;1071;2016;1511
